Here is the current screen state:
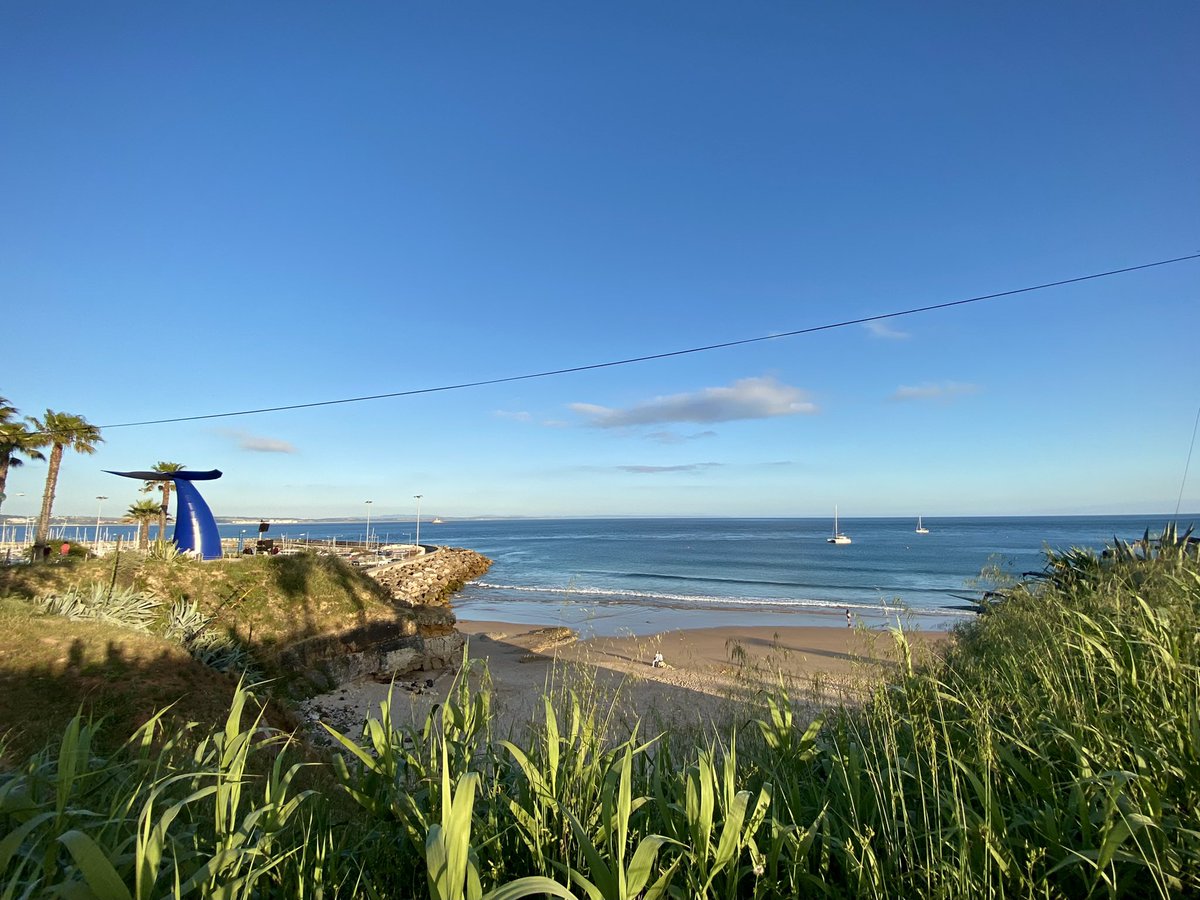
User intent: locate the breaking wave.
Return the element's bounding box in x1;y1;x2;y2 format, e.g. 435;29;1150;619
470;581;972;617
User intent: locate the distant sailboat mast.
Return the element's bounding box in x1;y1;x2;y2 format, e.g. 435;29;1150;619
827;505;852;544
916;515;929;534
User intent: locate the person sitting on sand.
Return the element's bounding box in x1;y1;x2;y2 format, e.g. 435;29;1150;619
651;651;665;668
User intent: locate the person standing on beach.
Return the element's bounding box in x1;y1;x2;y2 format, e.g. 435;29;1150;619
846;608;851;628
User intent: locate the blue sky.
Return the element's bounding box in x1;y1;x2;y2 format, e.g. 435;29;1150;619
2;2;1197;521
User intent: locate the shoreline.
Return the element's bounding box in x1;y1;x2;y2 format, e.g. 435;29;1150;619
447;594;971;638
301;618;951;742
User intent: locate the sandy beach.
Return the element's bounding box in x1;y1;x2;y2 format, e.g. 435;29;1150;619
300;620;950;743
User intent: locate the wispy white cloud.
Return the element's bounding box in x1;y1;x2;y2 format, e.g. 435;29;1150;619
890;381;980;401
645;429;718;445
493;409;532;422
217;429;298;453
616;462;722;474
570;377;817;428
864;320;910;340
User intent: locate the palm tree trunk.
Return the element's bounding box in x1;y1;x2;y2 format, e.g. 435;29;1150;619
34;444;64;550
138;520;148;550
0;455;10;513
158;481;172;542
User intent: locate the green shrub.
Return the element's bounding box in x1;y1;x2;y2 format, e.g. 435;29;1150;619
3;526;1197;898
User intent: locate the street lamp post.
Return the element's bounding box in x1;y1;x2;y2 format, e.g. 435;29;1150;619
414;494;423;549
365;500;373;549
95;496;107;547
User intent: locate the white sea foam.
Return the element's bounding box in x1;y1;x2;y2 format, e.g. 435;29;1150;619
470;581;973;617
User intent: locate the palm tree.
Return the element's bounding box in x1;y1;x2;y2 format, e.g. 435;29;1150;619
0;397;45;514
141;461;185;544
125;499;162;550
29;410;104;555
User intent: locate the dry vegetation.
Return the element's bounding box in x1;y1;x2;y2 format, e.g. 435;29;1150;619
0;597;259;762
0;548;425;759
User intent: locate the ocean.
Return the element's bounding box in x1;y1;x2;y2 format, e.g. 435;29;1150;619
234;514;1186;636
30;514;1186;637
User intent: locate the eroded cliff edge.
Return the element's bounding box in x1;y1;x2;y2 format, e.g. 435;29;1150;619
282;546;491;692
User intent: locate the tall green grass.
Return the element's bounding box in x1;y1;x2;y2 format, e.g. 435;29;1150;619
0;683;314;898
3;526;1197;897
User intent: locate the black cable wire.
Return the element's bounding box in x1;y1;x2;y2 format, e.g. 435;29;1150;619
1175;402;1200;519
53;251;1200;433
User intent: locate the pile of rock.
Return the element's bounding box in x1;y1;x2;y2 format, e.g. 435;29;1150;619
280;547;491;694
371;546;492;607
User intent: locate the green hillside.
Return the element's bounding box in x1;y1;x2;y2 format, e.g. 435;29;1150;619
0;548;431;760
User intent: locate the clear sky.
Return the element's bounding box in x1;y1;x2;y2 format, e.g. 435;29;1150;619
2;2;1197;522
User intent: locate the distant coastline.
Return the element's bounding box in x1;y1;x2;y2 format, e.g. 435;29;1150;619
5;512;1193;528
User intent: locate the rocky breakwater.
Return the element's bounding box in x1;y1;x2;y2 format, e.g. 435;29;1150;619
370;546;492;608
347;546;491;679
283;546;492;694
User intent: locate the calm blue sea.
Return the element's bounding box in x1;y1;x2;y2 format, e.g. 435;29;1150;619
33;515;1185;636
224;514;1187;636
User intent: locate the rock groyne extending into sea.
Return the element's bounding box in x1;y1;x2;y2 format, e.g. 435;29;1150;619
369;546;492;607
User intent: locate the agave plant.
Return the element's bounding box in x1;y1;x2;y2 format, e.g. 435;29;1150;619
35;583;161;631
147;540;181;561
164;597;211;643
165;598;260;677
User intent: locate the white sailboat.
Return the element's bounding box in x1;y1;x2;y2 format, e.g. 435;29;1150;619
915;516;929;534
827;506;852;544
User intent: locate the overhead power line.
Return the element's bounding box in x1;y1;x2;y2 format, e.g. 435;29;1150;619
1176;401;1200;519
66;251;1200;433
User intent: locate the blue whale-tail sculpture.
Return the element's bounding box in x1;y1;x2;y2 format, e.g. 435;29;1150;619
106;469;223;560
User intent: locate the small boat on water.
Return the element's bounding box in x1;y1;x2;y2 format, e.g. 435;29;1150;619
915;516;929;534
431;517;443;524
827;506;852;544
